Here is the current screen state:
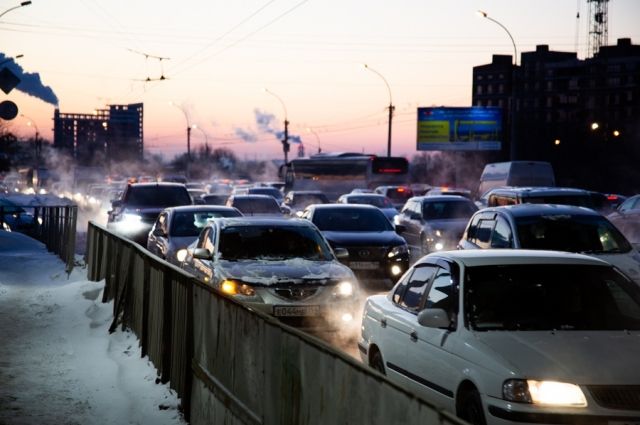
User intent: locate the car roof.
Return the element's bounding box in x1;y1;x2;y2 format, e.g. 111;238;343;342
480;203;601;217
213;217;312;228
490;186;591;196
128;182;186;188
229;194;277;200
309;203;379;210
410;195;474;202
418;249;610;268
342;193;385;198
162;205;239;213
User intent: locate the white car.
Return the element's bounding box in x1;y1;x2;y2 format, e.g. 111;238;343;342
359;249;640;425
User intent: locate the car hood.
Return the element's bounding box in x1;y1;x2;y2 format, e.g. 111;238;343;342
472;331;640;383
217;258;354;286
593;251;640;283
321;230;405;247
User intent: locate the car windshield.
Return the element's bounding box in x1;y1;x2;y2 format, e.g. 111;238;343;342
233;198;280;214
422;200;477;220
347;196;393;208
465;264;640;331
170;210;241;237
515;214;632;253
125;186;191;207
292;194;329;207
312;208;394;232
218;225;334;261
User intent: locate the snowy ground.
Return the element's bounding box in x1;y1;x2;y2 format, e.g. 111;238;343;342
0;230;186;425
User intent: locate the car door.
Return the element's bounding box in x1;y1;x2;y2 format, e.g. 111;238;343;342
379;265;437;383
397;200;421;250
186;227;216;284
147;212;169;257
405;265;460;411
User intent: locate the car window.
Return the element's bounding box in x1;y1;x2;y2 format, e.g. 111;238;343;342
619;196;640;212
171;210;241;237
218;225;333;261
490;216;513;248
347;195;392;208
465;264;640;331
232;197;280;214
424;268;456;318
312;208;394;232
515;214;632;253
422;200;477;220
473;219;495;248
399;265;437;311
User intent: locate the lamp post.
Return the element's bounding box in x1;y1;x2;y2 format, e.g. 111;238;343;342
478;10;519;160
363;64;394;157
20;114;40;164
306;127;321;154
169;101;192;162
263;88;290;164
192;124;210;152
0;1;32;20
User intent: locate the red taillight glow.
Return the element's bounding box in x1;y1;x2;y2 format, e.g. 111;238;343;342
607;195;618;200
378;168;403;173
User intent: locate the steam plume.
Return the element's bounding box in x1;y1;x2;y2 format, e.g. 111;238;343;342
254;109;301;144
0;52;59;106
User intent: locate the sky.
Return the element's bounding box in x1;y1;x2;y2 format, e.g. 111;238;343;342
2;0;640;161
0;229;186;424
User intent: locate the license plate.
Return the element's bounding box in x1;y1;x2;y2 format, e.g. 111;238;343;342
273;305;321;317
350;261;379;270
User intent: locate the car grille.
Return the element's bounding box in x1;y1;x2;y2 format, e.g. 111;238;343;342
274;287;318;301
344;246;388;261
588;385;640;410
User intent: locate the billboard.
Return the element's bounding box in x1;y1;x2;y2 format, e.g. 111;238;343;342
417;107;502;151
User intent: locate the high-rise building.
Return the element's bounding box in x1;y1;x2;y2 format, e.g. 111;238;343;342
53;103;143;164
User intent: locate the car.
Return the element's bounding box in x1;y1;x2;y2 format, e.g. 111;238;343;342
458;204;640;285
608;194;640;246
106;182;192;245
477;160;555;196
336;193;398;223
0;198;38;235
246;186;284;204
425;187;473;200
300;204;410;288
180;217;359;329
359;249;640;425
394;195;478;257
374;185;414;210
282;190;330;216
200;193;229;206
187;188;207;204
226;194;286;217
146;205;242;265
482;186;599;210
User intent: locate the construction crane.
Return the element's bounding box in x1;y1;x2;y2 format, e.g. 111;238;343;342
587;0;609;57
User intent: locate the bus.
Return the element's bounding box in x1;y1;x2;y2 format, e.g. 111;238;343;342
280;153;409;201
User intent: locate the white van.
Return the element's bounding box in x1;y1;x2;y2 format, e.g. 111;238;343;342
477;161;555;197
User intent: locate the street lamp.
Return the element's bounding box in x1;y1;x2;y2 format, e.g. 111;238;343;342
263;88;290;164
0;1;32;20
20;113;40;163
306;127;321;154
478;10;519;160
363;64;394;157
169;101;192;161
192;124;210;151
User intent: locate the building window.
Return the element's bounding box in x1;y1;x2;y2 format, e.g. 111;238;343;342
476;85;483;95
498;84;504;94
487;84;493;94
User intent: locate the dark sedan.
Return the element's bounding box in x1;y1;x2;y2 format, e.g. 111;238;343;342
301;204;410;288
394;195;478;257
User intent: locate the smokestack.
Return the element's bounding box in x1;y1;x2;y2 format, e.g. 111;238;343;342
0;52;59;106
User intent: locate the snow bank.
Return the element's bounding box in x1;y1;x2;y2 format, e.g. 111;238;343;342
0;231;185;425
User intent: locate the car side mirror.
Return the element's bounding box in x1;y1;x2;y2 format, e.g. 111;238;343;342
192;247;212;260
394;224;406;234
334;247;349;259
153;227;167;237
417;308;451;329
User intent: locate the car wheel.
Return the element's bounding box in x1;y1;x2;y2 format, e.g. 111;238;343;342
459;389;487;425
370;349;385;375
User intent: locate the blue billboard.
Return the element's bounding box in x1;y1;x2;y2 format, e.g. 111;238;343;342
417;107;502;151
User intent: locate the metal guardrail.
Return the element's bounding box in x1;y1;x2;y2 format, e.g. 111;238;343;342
85;221;467;425
0;204;77;273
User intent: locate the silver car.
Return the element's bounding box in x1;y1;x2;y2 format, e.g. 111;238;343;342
146;205;242;265
181;217;359;329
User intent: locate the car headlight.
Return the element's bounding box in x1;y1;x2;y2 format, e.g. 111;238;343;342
334;281;354;297
434;241;444;251
387;244;409;258
176;249;188;263
434;229;443;237
220;279;255;296
503;379;587;407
